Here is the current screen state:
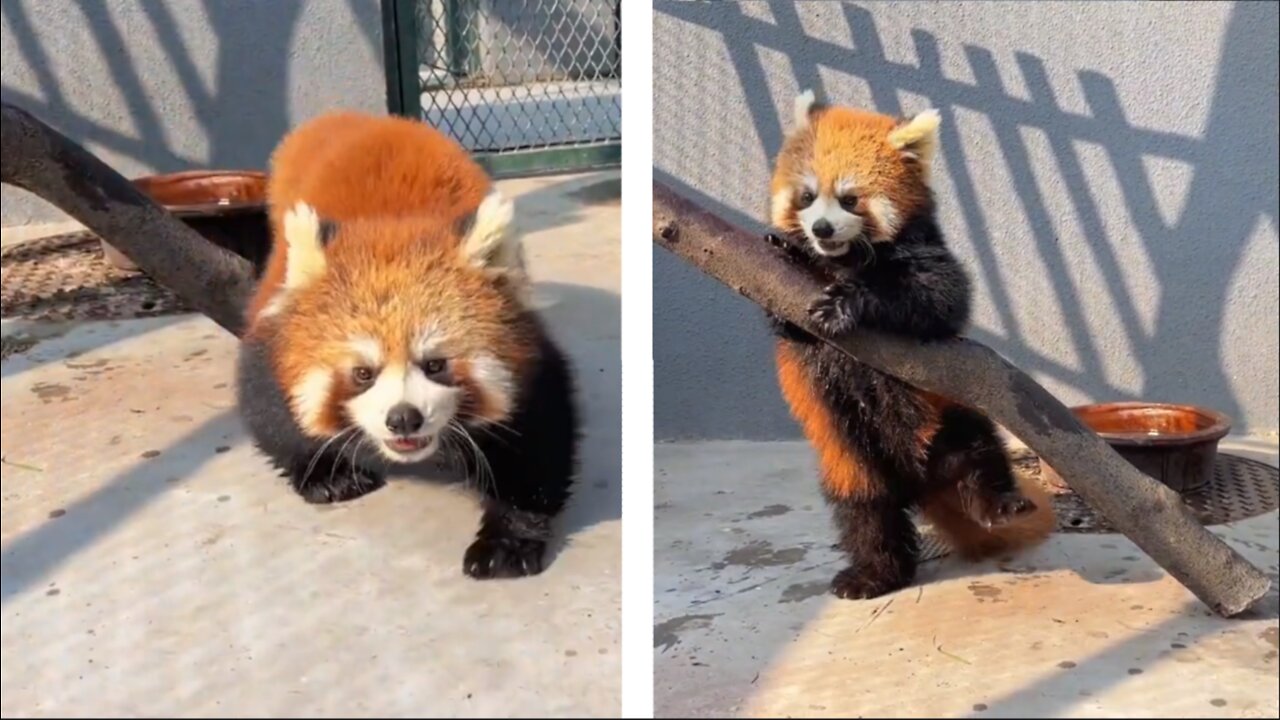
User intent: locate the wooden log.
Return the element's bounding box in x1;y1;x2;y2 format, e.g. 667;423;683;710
1;103;256;336
653;180;1271;617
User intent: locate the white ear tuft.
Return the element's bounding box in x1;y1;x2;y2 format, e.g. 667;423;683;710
283;201;327;290
887;109;942;172
462;190;523;273
793;89;817;129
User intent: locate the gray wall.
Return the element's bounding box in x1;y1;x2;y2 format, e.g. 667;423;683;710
655;1;1279;439
1;0;386;226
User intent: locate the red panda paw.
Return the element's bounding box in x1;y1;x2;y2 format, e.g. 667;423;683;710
463;536;548;580
764;232;808;264
808;284;859;337
290;458;385;504
968;490;1038;529
830;564;914;600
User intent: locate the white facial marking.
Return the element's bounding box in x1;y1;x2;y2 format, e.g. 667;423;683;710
867;196;900;241
345;362;461;463
290;368;334;436
469;353;516;421
347;336;383;367
797;193;863;257
414;321;449;360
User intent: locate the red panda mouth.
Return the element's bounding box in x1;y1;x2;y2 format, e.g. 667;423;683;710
385;435;434;454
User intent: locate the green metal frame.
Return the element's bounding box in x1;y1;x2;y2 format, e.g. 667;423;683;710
381;0;422;118
476;143;622;178
380;0;620;178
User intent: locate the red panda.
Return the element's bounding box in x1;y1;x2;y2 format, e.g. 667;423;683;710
237;111;576;579
764;91;1054;599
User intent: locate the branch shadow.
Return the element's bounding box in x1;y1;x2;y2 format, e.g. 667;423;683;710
0;411;241;607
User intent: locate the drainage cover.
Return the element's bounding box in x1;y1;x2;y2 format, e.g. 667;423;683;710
919;450;1278;561
1049;452;1279;533
1;232;189;323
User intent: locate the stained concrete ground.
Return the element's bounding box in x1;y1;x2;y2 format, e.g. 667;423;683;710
0;171;621;718
655;440;1279;719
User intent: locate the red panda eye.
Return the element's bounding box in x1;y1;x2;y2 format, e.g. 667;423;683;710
839;195;859;211
798;190;816;208
352;366;375;386
423;358;448;376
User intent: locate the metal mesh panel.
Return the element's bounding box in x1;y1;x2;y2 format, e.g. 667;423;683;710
414;0;621;174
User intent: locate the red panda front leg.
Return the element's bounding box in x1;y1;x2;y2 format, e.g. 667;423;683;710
460;332;578;580
287;452;385;505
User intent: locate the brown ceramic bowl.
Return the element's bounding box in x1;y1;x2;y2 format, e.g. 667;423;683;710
1072;402;1232;493
103;170;271;272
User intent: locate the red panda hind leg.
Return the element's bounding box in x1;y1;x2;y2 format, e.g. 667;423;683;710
922;405;1055;560
776;342;919;599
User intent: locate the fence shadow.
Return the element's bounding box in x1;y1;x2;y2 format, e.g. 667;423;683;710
655;0;1278;437
654;0;1277;716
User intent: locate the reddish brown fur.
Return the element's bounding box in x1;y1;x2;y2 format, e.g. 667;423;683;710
249;111;492;325
921;473;1056;560
770;101;1050;564
776;342;880;501
269;218;533;435
770;106;931;237
914;391;1054;558
248;113;529;436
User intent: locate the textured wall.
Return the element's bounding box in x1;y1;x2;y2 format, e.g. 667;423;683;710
654;1;1279;439
1;0;386;225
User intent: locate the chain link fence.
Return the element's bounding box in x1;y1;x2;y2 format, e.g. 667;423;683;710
398;0;621;176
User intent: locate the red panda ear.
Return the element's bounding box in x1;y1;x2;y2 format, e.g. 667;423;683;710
792;89;824;130
459;190;525;277
282;201;328;291
887;109;941;176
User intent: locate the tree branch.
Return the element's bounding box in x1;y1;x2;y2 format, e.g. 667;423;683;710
1;102;255;336
653;180;1271;617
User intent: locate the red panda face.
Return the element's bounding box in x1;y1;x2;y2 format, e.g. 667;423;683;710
771;92;940;257
264;200;531;463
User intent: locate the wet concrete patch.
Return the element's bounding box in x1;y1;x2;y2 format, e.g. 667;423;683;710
967;582;1004;603
747;504;792;519
30;381;72;403
654;614;720;652
710;541;807;571
779;580;829;604
0;335;38;360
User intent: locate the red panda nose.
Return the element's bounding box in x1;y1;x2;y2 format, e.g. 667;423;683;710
386;404;425;435
812;219;834;239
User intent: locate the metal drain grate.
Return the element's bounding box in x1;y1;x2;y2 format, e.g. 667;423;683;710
918;452;1278;561
1051;453;1279;533
1;233;190;323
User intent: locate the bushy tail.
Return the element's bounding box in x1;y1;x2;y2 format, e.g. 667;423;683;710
920;474;1056;561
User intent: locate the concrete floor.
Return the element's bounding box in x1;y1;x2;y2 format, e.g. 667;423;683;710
0;172;621;718
655;440;1279;719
